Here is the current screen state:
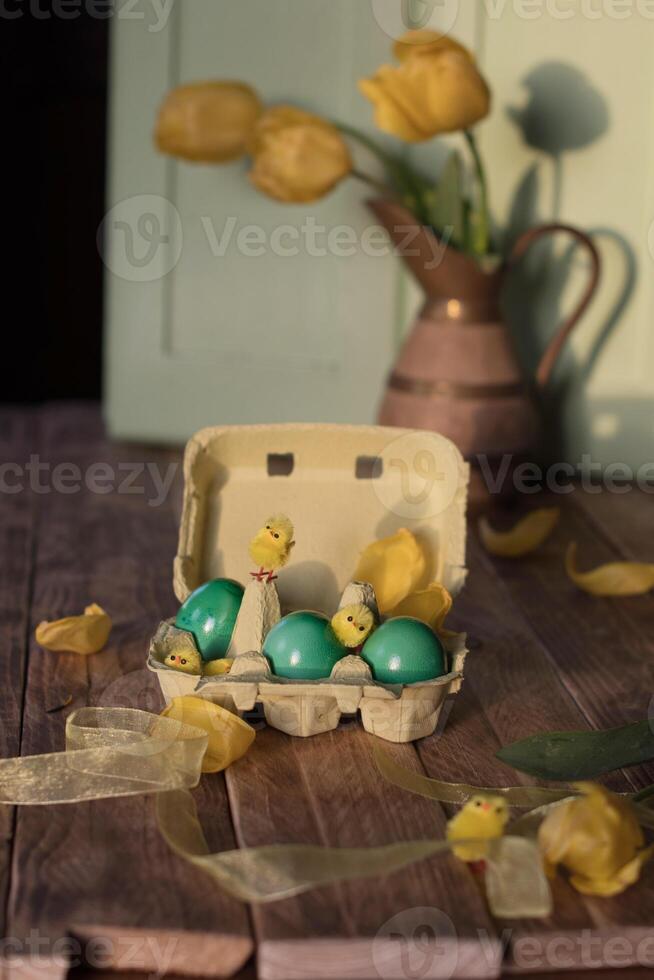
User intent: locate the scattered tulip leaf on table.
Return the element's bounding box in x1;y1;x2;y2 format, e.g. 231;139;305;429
478;508;560;558
566;542;654;596
497;720;654;781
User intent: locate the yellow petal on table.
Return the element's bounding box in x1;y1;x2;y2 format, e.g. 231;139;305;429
478;508;560;558
388;582;452;632
566;542;654;597
354;528;426;614
160;696;255;773
35;604;112;655
538;782;652;897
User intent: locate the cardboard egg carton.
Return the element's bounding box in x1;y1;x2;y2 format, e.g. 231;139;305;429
147;424;469;743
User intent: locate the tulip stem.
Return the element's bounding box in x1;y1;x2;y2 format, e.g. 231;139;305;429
351;168;393;196
464;129;490;256
334;121;419;206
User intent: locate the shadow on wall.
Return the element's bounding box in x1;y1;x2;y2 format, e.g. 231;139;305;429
500;61;637;462
572;397;654;471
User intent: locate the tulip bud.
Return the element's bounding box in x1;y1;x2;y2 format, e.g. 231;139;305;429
155;81;262;163
248;106;352;203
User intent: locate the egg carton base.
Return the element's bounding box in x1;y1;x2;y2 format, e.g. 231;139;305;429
147;620;467;743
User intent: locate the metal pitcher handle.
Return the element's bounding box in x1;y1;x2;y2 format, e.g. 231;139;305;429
507;223;601;389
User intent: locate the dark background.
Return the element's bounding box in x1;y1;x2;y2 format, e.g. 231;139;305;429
3;4;108;402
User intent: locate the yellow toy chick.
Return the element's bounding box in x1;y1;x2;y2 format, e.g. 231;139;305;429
164;648;202;674
331;603;375;650
248;514;295;582
539;782;654;897
446;794;510;865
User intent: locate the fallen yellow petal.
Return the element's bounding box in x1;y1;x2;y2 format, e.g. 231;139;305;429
160;696;255;773
538;782;652;897
388;582;452;632
566;543;654;596
35;604;112;655
354;529;426;613
478;509;560;558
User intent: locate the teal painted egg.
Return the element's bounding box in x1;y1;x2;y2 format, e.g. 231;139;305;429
175;578;244;661
263;611;344;680
361;617;446;685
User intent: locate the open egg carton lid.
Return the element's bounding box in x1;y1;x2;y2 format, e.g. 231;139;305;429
148;424;470;742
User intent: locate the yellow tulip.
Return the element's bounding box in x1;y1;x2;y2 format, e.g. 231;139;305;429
354;528;426;614
160;696;255;774
393;29;474;63
155;81;262;163
35;604;111;655
538;783;653;897
248;106;352;203
359;35;490;142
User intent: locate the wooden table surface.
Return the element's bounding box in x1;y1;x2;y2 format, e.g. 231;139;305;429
1;403;654;980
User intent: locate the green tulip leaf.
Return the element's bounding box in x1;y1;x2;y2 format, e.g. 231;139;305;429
496;720;654;781
429;152;465;249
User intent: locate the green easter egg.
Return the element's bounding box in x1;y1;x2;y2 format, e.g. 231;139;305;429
361;616;446;685
175;578;244;661
263;611;344;680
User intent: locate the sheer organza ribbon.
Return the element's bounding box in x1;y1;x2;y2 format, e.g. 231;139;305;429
0;705;596;918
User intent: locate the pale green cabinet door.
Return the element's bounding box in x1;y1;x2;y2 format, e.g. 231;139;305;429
103;0;471;443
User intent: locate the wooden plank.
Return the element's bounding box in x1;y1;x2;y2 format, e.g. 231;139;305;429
572;485;654;562
0;409;38;945
438;529;654;971
5;405;252;978
227;725;502;980
470;496;654;786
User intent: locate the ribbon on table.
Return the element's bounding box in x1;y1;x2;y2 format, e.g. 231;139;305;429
10;704;646;919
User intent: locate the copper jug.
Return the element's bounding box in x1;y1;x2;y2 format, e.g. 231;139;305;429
370;200;601;503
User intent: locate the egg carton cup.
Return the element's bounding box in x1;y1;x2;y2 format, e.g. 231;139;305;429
148;580;467;743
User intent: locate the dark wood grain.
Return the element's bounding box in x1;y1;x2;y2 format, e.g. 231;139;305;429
0;409;38;942
4;405;252;977
5;406;654;979
471;495;654;786
226;725;502;979
572;486;654;562
452;526;654;970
